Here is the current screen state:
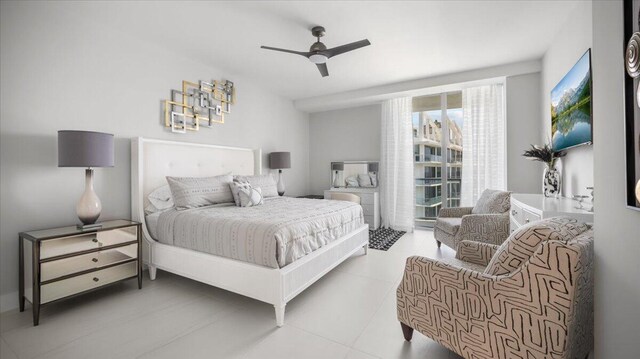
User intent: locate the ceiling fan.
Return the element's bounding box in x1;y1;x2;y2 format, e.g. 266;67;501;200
261;26;371;77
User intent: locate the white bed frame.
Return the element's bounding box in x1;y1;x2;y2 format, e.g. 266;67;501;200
131;137;369;326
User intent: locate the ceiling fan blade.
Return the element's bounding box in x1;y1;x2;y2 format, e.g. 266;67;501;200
316;63;329;77
324;39;371;58
260;46;310;57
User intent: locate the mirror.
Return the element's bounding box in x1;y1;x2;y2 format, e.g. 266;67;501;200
330;161;379;188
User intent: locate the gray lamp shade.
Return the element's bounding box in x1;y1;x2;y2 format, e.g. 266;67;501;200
331;162;344;171
58;130;114;167
269;152;291;169
367;162;379;172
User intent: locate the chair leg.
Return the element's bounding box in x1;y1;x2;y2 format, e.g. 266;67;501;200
400;322;414;341
436;240;441;248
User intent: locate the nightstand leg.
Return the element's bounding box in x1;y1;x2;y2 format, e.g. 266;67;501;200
32;242;40;326
19;236;24;312
33;304;40;326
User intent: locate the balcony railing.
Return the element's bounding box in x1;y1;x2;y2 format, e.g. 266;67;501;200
416;196;442;207
414;154;442;162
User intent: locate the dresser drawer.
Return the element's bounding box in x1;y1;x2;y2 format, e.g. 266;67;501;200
40;226;137;260
40;261;137;304
510;200;524;225
522;208;542;225
359;193;375;205
361;204;375;216
41;244;138;282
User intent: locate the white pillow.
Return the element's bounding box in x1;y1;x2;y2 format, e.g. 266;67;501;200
238;187;264;207
234;174;279;198
345;176;359;187
229;179;252;206
166;174;234;210
145;185;174;214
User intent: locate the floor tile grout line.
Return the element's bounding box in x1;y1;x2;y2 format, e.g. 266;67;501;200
0;336;19;359
348;285;397;354
134;304;250;359
28;291;212;359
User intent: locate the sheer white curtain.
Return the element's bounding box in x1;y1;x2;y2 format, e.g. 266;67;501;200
461;84;506;206
380;97;414;232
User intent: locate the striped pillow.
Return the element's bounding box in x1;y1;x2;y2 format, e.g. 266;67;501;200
166;175;233;210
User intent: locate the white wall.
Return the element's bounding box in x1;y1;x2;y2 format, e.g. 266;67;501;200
308;105;381;195
0;2;309;311
592;1;640;357
506;73;544;193
541;0;594;198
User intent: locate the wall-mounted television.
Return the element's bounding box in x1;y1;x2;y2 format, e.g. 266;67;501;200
551;49;593;152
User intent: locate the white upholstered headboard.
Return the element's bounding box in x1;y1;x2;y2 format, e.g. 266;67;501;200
131;137;261;248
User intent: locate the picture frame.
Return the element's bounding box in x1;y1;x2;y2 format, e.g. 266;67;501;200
624;0;640;210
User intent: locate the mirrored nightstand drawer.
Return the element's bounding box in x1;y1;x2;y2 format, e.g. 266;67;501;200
41;244;138;282
40;226;137;260
40;261;137;304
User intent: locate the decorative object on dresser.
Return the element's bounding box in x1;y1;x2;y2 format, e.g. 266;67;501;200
19;220;142;326
623;0;640;210
397;217;594;359
164;79;235;133
433;189;511;250
522;143;566;198
58;130;114;229
268;151;291;196
325;187;380;229
330;161;378;188
510;193;594;232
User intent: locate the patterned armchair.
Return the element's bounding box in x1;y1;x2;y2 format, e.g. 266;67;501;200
397;217;594;359
434;189;511;250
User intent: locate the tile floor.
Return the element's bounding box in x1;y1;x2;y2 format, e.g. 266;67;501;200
0;229;464;359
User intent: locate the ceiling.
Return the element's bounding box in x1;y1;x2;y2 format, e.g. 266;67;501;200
85;1;580;100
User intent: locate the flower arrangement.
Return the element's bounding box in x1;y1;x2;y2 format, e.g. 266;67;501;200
522;143;566;169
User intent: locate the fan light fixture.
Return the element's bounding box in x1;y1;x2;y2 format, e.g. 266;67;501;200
309;54;328;64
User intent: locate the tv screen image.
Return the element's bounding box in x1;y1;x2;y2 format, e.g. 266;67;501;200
550;49;593;152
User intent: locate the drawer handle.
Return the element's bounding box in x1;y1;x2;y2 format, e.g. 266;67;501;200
93;277;99;282
92;238;98;243
511;209;518;215
92;258;98;263
525;218;530;223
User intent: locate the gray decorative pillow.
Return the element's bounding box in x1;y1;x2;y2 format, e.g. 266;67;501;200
357;174;373;187
238;186;264;207
229;179;252;206
166;174;233;210
472;189;511;214
234;174;278;198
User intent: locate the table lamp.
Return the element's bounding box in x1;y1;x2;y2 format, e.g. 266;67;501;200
269;152;291;196
58;130;114;229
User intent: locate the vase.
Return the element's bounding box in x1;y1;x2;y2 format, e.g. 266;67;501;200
542;167;561;198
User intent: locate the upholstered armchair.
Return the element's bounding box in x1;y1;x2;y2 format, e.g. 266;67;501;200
397;217;594;359
434;189;511;250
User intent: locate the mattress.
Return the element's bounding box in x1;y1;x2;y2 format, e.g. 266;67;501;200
153;197;364;268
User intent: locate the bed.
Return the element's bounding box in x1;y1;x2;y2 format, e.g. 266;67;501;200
131;137;369;326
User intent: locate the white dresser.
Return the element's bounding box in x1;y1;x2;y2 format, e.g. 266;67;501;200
510;193;594;233
324;188;380;229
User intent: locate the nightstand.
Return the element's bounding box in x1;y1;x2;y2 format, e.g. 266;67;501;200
19;219;142;326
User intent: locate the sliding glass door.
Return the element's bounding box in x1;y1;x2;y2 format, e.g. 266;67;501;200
412;92;463;227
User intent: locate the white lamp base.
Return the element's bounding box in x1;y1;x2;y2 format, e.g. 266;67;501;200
76;168;102;226
277;170;285;196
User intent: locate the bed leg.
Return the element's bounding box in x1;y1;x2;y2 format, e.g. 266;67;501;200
363;244;369;255
274;304;286;327
148;265;157;281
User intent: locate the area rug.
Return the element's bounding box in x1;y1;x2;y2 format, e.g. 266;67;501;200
369;227;406;251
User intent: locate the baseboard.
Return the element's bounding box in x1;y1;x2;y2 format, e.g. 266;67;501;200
0;291;18;313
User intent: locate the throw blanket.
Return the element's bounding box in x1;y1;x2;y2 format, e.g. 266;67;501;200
156;197;364;268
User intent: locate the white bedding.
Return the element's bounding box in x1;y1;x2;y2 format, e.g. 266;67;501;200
152;197;364;268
